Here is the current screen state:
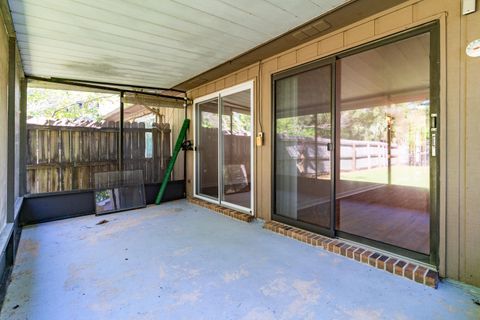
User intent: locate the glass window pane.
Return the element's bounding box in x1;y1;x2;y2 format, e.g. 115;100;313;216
221;89;252;209
336;32;431;254
275;65;332;228
197;99;219;199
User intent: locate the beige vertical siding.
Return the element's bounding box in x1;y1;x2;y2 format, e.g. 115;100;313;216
463;8;480;286
187;0;480;286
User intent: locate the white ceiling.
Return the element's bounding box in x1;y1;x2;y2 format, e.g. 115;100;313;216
9;0;349;89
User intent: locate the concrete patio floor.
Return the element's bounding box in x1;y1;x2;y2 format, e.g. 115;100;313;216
1;200;478;320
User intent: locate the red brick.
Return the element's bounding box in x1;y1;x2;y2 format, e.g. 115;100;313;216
377;255;389;270
354;248;365;261
317;237;327;247
322;239;332;250
414;266;428;284
394;260;407;276
425;270;439;288
333;242;344;254
327;241;336;252
256;214;439;289
369;253;380;267
386;258;398;273
311;235;322;246
404;263;417;280
361;251;373;264
346;246;357;259
307;236;313;245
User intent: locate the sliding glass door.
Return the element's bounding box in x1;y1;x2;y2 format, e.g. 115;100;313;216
336;31;434;256
221;90;252;209
273;24;439;262
273;60;334;235
195;82;253;213
196;98;219;200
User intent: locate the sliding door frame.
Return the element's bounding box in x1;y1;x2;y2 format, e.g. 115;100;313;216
271;57;336;238
193;81;255;215
194;95;219;202
271;21;440;266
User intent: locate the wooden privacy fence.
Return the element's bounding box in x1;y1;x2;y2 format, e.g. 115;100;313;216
26;121;172;194
198;127;251;189
276;136;403;177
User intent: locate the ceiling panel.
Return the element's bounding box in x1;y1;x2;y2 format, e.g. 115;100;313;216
9;0;349;89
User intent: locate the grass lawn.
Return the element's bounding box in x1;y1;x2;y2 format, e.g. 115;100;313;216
341;165;429;189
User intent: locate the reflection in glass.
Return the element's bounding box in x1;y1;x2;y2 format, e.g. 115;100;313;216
94;170;146;215
221;89;252;209
197;99;219;199
275;65;332;228
336;33;431;254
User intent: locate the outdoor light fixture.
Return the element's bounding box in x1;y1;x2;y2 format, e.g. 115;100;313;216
466;39;480;58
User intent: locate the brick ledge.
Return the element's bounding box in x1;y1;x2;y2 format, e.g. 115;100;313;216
188;197;254;223
263;220;439;288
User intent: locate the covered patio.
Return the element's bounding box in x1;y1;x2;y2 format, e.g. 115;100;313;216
1;200;477;319
1;0;480;318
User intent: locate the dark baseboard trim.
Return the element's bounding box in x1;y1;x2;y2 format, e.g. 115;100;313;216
21;180;186;225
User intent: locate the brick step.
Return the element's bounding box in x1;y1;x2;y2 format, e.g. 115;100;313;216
188;197;254;223
263;220;439;288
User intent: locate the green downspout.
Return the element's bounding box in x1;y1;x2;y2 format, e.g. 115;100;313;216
155;118;190;204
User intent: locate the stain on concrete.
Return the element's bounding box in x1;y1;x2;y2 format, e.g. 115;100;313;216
173;246;192;257
260;278;289;296
18;239;39;256
158;265;167;279
86;213;168;244
223;267;249;283
1;200;478;320
173;290;201;306
282;280;321;319
343;308;383;320
10;269;32;281
241;307;276;320
64;264;88;291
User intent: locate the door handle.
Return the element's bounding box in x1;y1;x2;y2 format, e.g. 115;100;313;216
431;133;436;157
327;142;333;151
431;113;437;157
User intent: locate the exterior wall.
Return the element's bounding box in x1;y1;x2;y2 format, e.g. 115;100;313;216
186;64;260;198
463;5;480;287
1;9;25;229
187;0;480;286
14;50;22;198
0;10;9;232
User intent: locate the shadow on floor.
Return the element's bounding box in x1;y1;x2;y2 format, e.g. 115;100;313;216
1;200;478;320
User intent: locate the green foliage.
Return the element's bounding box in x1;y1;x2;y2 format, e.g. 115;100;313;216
222;111;251;135
276;102;429;144
95;190;111;203
27;88;118;121
276;113;330;139
341;106;387;141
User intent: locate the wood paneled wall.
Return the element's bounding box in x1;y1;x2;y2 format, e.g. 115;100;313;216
187;0;480;286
